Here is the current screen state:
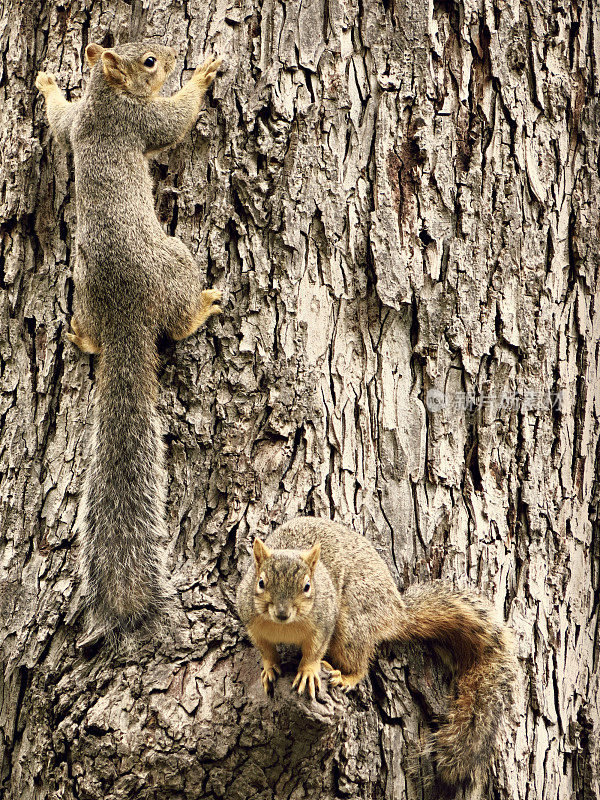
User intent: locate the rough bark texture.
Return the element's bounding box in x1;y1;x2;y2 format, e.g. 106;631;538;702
1;0;599;798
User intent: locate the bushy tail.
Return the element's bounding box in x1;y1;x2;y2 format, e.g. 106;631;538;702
77;325;169;640
397;583;517;785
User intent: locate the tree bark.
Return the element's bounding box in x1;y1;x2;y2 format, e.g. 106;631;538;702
1;0;599;799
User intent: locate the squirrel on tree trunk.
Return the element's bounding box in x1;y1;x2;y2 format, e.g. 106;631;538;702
36;42;223;640
237;516;518;786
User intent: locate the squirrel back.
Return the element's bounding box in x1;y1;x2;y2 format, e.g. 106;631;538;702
237;516;517;786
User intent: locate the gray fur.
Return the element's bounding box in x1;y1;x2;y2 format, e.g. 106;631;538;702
36;43;223;637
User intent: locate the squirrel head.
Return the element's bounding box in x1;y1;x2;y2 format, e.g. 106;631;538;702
251;538;321;624
85;42;177;99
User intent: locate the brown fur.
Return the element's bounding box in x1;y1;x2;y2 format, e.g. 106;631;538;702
237;516;517;785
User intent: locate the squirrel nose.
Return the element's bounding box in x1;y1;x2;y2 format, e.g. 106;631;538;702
274;606;291;621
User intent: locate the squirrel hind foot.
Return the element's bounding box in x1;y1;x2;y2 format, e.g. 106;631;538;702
320;659;365;691
67;331;101;354
326;669;364;692
196;288;222;324
172;288;222;341
67;318;101;353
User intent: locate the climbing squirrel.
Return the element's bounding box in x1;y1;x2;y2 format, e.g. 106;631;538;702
36;43;224;638
237;516;517;785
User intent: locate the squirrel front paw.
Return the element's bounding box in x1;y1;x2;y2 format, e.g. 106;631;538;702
292;661;322;700
193;55;223;89
35;71;57;94
261;661;281;694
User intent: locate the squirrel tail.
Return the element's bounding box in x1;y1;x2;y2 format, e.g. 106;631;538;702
396;583;517;785
77;324;169;640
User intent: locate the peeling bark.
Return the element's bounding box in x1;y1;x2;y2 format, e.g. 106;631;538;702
1;0;599;798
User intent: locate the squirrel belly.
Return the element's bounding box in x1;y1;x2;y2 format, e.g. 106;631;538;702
236;516;517;785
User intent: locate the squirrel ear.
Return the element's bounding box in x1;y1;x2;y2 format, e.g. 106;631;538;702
253;538;272;567
301;542;321;573
85;44;105;66
101;50;127;86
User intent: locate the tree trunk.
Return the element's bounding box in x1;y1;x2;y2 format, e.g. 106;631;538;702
1;0;598;798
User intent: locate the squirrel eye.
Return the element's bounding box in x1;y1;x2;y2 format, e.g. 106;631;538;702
257;578;265;591
303;580;311;593
144;56;156;68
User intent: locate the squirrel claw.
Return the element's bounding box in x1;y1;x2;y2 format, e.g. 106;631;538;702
326;669;360;692
321;660;345;688
194;56;223;87
196;288;223;323
326;668;343;686
199;288;222;315
292;663;322;700
35;71;57;93
261;663;281;694
322;662;361;691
